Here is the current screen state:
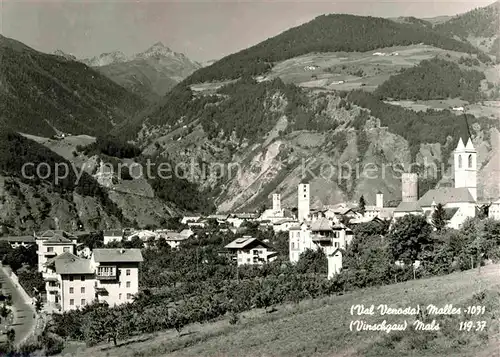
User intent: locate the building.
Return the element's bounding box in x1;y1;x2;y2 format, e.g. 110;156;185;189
288;218;353;278
161;231;189;249
0;236;35;249
43;248;143;312
363;192;396;221
288;218;353;263
259;193;286;223
489;199;500;220
298;183;310;222
393;137;477;229
103;230;123;245
454;137;477;201
225;237;277;266
401;173;418;202
36;231;77;273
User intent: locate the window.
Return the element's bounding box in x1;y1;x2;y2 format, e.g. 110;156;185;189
127;293;131;299
81;287;85;294
126;281;131;288
63;247;70;252
69;287;74;294
468;154;473;168
69;299;74;306
81;299;86;305
458;155;462;168
247;258;250;263
304;194;307;198
81;276;85;281
47;247;54;252
69;276;74;281
291;242;295;249
119;293;122;300
334;242;339;248
126;269;130;276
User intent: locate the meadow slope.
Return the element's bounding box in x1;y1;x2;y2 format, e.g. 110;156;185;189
59;264;500;357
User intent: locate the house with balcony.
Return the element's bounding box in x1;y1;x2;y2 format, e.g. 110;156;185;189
42;248;143;312
288;217;353;278
225;237;277;266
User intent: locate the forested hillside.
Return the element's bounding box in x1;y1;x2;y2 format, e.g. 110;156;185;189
180;14;487;84
374;58;486;102
0;35;146;137
434;1;500;39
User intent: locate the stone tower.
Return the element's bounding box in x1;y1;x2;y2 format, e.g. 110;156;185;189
454;137;477;201
401;173;418;202
272;193;281;212
297;183;310;222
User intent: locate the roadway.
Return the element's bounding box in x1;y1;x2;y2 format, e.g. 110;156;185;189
0;266;36;345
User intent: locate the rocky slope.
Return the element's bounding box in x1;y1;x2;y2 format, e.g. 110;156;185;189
137;84;498;212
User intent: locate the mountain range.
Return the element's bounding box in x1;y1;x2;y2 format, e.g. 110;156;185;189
1;1;499;233
77;42;201;101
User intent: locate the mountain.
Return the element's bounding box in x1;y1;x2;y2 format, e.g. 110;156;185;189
434;1;500;54
179;13;488;85
0;130;123;235
82;42;202;100
81;50;129;67
52;49;77;61
0;34;146;137
119;6;500;213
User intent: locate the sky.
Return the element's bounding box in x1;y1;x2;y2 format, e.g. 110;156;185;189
0;0;494;62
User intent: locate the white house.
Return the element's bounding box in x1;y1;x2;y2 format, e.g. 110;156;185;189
43;248;143;312
288;218;353;277
103;230;123;245
0;236;35;249
225;236;277;266
36;231;77;273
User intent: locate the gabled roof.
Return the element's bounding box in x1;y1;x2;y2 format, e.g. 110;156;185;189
103;230;122;237
42;234;74;245
225;237;270;250
46;252;94;275
0;236;35;243
93;249;143;263
425;207;460;220
456;137;465;151
394;201;423;213
418;187;475;207
36;230;76;240
310;217;332;231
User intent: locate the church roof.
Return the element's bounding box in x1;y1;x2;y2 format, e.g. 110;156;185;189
456;137;465;150
465;138;475;150
418;187;475;207
394;201;423;213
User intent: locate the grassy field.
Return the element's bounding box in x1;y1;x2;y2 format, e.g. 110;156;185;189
265;45;478;92
384;99;500;120
58;264;500;357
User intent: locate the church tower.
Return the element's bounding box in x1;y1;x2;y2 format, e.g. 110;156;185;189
454;137;477;201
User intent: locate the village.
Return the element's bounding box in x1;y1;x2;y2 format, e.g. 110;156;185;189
0;133;497;318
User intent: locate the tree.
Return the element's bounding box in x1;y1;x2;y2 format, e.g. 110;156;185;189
6;328;15;346
35;298;44;313
388;214;432;264
432;203;447;231
358;195;366;215
296;248;327;274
